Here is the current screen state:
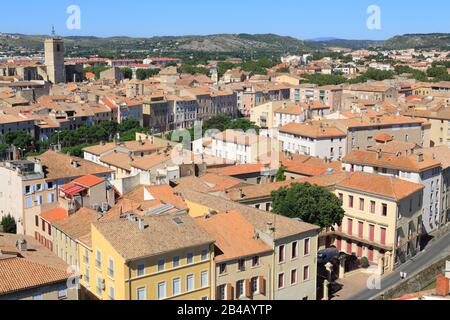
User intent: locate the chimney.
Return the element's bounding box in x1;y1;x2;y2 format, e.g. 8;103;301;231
266;222;275;234
435;275;449;297
138;218;146;231
239;188;244;199
376;149;382;160
416;153;424;163
128;152;134;163
16;239;27;252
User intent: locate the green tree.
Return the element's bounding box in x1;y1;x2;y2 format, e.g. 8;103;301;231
3;130;34;151
1;214;16;234
136;68;159;80
427;66;449;80
217;62;237;76
276;67;290;73
271;182;345;229
122;67;133;79
275;166;287;182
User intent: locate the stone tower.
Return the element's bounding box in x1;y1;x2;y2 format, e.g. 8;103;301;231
44;31;66;84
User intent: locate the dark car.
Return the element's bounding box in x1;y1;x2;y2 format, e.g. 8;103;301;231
317;247;339;265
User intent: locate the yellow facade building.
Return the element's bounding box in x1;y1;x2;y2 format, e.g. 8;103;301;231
78;212;215;300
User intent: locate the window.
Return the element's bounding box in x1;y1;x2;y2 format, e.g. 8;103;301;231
35;215;39;227
25;196;33;209
109;286;115;300
201;271;208;288
42;220;46;232
136;287;146;300
219;263;227;275
304;238;311;256
47;193;55;203
85;266;90;284
186;274;194;292
349;196;354;208
108;257;114;278
173;278;181;296
359;198;365;211
158;259;165;272
95;250;102;269
292;241;298;259
251;277;259;294
236;280;245;298
187;252;194;264
279;245;285;263
173;256;180;268
252;256;260;267
201;249;208;261
382;203;388;217
238;259;245;271
137;264;145;277
303;266;310;281
278;273;285;289
338;193;343;203
218;285;226;300
291;269;298;285
157;282;166;300
57;289;67;300
370;201;376;214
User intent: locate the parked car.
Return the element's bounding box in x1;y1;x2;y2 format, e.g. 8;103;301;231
317;247;339;265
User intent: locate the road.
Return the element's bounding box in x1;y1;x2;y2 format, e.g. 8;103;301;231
348;230;450;300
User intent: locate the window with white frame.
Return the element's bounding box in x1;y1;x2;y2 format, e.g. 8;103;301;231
158;259;165;272
95;250;102;269
109;285;115;300
186;274;194;292
173;256;180;268
201;271;208;288
108;257;114;278
173;278;181;296
136;287;146;300
157;282;166;300
187;252;194;264
201;249;208;261
137;264;145;277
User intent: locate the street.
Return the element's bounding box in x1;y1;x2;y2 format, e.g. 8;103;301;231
348;230;450;300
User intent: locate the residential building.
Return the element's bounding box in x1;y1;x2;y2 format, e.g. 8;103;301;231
342;149;442;233
278;122;347;161
0;233;77;300
79;212;215;300
333;172;424;270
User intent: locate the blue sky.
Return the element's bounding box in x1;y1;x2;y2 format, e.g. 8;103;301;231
1;0;449;40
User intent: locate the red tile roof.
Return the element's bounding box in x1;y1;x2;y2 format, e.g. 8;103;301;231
40;208;69;223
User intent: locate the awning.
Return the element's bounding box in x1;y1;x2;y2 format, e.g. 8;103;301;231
62;185;86;196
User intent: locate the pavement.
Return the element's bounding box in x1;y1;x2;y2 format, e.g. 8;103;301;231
331;272;372;300
347;230;450;300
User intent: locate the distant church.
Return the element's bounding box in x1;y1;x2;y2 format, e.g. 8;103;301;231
44;33;66;84
0;28;83;85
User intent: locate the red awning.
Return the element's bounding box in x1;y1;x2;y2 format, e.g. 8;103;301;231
62;185;86;196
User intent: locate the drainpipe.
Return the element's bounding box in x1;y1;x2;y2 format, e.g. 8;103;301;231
127;262;132;300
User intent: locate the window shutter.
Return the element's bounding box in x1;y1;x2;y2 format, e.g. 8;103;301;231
258;276;266;296
226;284;234;301
216;286;221;301
235;281;240;298
245;279;252;298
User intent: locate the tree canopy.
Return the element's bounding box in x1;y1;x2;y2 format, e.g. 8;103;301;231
271;182;345;229
1;214;16;234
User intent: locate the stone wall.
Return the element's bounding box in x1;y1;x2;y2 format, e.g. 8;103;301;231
377;255;450;300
